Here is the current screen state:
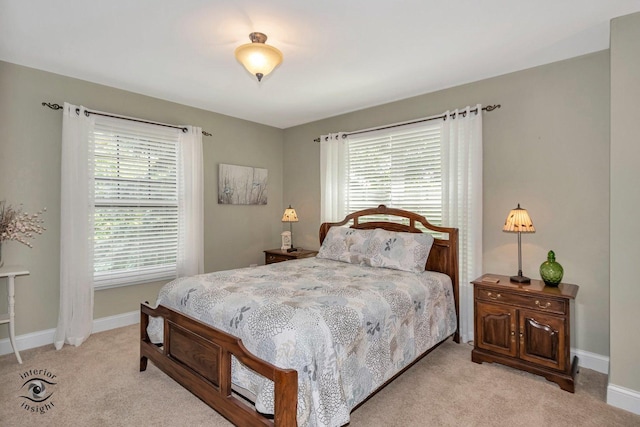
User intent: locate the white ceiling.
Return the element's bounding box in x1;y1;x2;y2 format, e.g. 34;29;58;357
2;1;639;129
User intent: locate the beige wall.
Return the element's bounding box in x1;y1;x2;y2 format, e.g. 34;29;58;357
0;61;284;338
610;12;640;393
283;51;611;357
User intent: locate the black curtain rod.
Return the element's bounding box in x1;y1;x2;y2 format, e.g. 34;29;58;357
314;104;500;142
41;102;212;137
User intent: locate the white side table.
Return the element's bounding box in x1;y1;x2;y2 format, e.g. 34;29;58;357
0;265;29;364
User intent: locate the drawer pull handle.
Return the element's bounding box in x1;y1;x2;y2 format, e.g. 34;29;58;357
487;292;501;300
535;300;551;309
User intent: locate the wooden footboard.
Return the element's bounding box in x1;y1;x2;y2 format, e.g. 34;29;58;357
140;302;298;427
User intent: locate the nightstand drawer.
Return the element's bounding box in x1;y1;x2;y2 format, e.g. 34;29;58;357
264;248;319;265
266;253;290;264
476;288;566;315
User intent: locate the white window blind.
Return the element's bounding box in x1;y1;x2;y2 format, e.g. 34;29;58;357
346;121;443;227
92;117;180;288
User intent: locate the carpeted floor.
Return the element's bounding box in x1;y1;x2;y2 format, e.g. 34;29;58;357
1;325;638;426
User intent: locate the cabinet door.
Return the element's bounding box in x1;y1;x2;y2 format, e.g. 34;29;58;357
476;301;517;357
518;309;566;371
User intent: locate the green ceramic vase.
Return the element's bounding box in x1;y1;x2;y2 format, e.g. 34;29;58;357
540;250;563;287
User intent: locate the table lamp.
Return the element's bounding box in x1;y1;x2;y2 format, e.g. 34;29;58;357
503;203;535;283
282;205;299;252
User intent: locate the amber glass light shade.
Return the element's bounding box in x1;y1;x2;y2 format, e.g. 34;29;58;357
235;32;283;82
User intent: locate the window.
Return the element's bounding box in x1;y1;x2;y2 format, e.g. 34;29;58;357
346;122;443;227
92;117;181;289
58;102;202;346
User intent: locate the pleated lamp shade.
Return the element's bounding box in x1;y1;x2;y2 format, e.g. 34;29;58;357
282;206;298;222
503;204;535;233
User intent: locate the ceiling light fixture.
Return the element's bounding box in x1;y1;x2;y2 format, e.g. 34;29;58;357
234;32;283;82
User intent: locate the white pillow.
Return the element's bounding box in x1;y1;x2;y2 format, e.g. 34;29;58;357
317;227;373;264
362;229;434;273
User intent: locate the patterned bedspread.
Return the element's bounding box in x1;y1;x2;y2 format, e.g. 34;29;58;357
148;257;456;427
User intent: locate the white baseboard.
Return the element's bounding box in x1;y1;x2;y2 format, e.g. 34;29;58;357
0;326;56;356
0;310;140;356
92;310;140;333
607;384;640;415
572;347;610;374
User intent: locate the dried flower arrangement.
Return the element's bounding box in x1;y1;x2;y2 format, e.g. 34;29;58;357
0;200;47;248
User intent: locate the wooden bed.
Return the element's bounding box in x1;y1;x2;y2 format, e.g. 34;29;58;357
140;205;459;426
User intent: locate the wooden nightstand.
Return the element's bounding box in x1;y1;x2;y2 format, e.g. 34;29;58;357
471;274;579;392
264;248;318;264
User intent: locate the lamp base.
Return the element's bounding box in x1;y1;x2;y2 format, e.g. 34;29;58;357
286;247;298;253
510;274;531;284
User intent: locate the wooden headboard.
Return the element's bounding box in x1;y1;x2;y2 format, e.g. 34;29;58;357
319;205;460;343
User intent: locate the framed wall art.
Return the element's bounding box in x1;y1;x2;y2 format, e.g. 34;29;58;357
218;163;268;205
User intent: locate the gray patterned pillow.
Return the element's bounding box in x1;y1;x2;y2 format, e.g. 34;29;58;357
363;229;434;273
317;227;373;264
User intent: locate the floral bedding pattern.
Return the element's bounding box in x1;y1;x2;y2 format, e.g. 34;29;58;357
148;257;457;427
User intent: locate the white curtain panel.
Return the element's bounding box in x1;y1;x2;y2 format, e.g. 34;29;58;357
55;103;95;350
177;126;204;277
441;105;483;344
319;133;348;223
